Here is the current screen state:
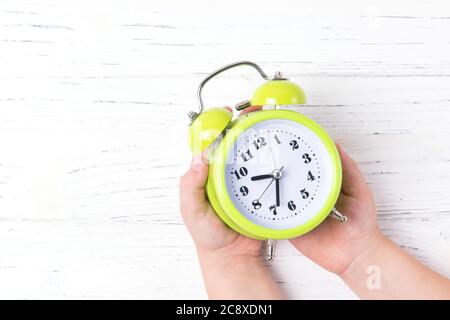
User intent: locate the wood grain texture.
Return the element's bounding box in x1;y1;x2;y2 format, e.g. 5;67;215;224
0;0;449;299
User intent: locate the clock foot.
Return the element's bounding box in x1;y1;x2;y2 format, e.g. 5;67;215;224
265;239;277;262
329;207;348;223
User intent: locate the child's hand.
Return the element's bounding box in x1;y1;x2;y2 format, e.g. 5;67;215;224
290;143;382;276
291;144;450;299
180;153;261;258
180;139;282;299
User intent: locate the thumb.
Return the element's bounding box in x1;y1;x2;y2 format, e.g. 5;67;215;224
179;153;210;223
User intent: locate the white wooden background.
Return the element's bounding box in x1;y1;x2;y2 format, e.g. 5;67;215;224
0;0;449;299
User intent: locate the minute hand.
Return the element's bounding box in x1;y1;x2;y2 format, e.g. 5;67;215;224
275;178;280;207
251;174;273;181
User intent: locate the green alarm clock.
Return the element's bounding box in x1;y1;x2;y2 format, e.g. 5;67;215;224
188;61;347;260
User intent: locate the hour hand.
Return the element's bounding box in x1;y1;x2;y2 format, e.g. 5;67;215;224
251;174;272;181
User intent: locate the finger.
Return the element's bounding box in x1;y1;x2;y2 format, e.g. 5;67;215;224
239;105;262;115
336;143;370;198
179;153;210;222
224;106;232;113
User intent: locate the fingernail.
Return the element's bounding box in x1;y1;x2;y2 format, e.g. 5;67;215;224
191;153;205;172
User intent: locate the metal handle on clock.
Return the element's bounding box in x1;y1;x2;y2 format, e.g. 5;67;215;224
188;61;270;124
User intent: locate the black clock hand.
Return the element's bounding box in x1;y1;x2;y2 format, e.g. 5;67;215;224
275;178;280;207
251;174;272;181
273;166;284;207
255;166;284;202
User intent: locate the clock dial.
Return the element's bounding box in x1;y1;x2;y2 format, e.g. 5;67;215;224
224;119;334;230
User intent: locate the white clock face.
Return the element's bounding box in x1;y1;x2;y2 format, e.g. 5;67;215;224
224;119;335;230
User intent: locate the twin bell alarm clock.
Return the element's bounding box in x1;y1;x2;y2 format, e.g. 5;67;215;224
187;61;347;260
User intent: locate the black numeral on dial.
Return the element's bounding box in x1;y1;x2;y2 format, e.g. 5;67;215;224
269;204;277;215
307;170;315;181
302;153;312;164
239;186;249;196
240;149;254;162
252;199;262;210
289;140;299;150
300;188;309;199
231;167;248;180
252;137;266;150
274;134;282;145
287;200;296;211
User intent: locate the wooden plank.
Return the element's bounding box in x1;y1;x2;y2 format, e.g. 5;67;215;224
0;0;449;299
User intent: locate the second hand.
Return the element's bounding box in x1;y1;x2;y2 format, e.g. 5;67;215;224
257;178;275;202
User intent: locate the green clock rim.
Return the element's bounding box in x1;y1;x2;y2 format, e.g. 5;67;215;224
210;109;342;240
